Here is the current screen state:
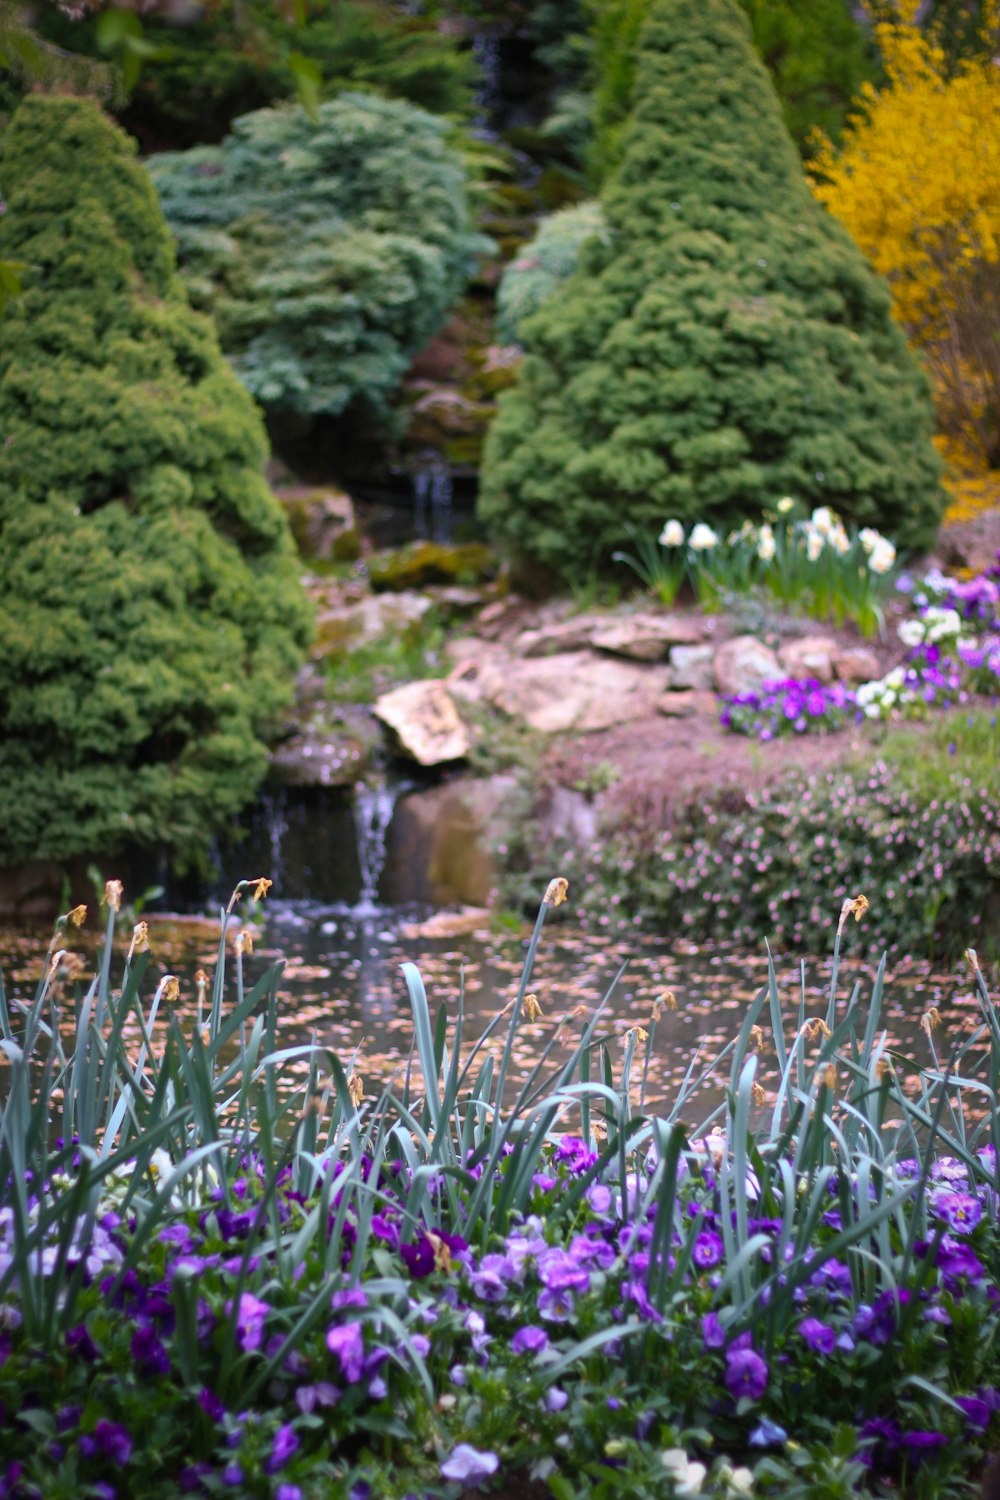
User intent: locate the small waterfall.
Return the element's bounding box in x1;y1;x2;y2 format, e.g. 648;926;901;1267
412;456;453;543
471;30;501;136
352;781;398;915
258;790;289;892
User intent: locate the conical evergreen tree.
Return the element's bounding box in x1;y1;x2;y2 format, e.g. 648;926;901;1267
479;0;943;581
0;95;312;869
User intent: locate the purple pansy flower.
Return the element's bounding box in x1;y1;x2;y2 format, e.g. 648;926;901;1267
724;1347;768;1401
440;1445;499;1484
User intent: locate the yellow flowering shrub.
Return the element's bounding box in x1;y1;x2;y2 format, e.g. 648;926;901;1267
812;2;1000;468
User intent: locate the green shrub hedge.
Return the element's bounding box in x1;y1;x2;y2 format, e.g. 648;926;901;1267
151;93;487;432
0;96;311;871
479;0;942;583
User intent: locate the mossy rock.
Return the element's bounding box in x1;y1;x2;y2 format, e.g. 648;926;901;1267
367;541;497;591
279;487;361;565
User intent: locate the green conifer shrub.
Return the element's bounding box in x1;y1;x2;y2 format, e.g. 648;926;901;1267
150;94;487;431
479;0;943;582
496;201;607;344
0;96;312;871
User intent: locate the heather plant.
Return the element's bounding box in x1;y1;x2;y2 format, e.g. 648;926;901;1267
150;94;487;431
571;762;1000;959
479;0;942;583
3;883;1000;1497
0;96;311;872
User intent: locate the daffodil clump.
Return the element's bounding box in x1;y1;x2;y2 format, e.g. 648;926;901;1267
3;890;1000;1499
616;503;897;634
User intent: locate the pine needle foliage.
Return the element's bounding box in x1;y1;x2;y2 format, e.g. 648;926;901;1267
0;96;312;871
479;0;943;582
150;94;487;430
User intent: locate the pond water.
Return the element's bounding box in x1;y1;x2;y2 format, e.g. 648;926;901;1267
0;774;984;1124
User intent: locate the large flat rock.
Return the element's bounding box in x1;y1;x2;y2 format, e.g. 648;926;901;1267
449;648;662;733
373;680;470;765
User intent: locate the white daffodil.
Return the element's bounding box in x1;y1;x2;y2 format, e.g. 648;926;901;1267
869;538;896;574
689;522;719;551
659;519;685;547
804;526;824;562
777;496;795;514
810;505;837;537
757;523;775;562
859;527;881;554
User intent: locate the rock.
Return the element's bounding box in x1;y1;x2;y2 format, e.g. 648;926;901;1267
713;636;782;696
777;636;836;684
270;729;369;788
373;680;470;765
664;643;715;691
832;645;881;683
0;860;65;917
312;591;431;657
450;649;662;733
536;786;599;849
513;616;605;658
367;541;496;592
398;907;492;940
384;775;518;906
278;486;360;563
939;506;1000;577
657;690;718;718
426;584;492;618
592;614;703;661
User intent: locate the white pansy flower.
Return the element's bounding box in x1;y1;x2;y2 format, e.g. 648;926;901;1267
661;1451;708;1497
757;523;775;561
659;519;684;547
898;619;924;648
689;522;719;551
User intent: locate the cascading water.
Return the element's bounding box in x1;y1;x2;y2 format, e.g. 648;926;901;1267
351;780;399;916
412;456;453;543
471;30;501;137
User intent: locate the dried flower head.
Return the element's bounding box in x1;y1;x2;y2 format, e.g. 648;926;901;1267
625;1025;649;1045
920;1007;943;1037
571;1003;590;1021
838;892;869;935
660;988;678;1012
591;1120;607;1143
252;877;272;902
130;921;149;956
162;976;180;1003
348;1073;363;1107
875;1056;894;1083
524;993;543;1021
966;948;981;975
67;904;87;927
234;930;253;957
195;969;209;996
751;1081;767;1106
427;1232;455;1274
543;877;569;908
823;1064;837;1090
103;880;124;912
749;1024;764;1051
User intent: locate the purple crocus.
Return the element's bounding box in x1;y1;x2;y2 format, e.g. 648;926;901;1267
440;1445;499;1484
724;1347;768;1401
